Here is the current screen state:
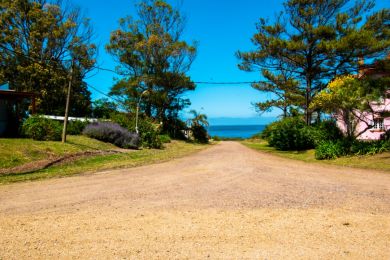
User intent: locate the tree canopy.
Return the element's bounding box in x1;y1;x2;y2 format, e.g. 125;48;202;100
106;0;197;125
0;0;97;116
238;0;390;124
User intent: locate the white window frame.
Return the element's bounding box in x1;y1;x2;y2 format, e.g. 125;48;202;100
373;118;384;130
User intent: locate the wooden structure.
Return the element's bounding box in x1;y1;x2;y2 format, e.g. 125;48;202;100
0;89;36;136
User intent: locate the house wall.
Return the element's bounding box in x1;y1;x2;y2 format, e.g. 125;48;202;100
336;97;390;140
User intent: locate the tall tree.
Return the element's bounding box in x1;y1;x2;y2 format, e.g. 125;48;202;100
238;0;390;124
253;66;303;118
0;0;97;116
106;0;196;124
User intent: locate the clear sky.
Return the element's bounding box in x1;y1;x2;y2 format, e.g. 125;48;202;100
78;0;388;124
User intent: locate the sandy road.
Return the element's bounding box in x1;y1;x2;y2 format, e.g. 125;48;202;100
0;141;389;259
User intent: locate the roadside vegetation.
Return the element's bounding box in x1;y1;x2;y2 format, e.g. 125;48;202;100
238;0;389;166
243;139;390;172
0;136;209;184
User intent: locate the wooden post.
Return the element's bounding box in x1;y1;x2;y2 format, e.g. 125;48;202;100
62;62;73;143
31;96;36;114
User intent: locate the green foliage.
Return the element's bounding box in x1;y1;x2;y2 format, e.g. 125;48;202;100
252;68;304;118
315;141;346;160
106;0;196;123
159;134;171;144
161;117;188;140
238;0;390;123
22;116;62;141
311;75;388;139
189;110;209;143
350;140;390;156
110;113;162;149
315;139;390;160
309;120;344;146
260;121;280;140
212;136;222;141
191;124;209;144
0;0;96;116
66;120;89;135
92;99;118;119
265;117;314;151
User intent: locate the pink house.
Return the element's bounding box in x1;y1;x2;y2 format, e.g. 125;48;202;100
336;57;390;140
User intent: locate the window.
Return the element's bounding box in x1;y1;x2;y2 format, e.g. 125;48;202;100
373;118;384;130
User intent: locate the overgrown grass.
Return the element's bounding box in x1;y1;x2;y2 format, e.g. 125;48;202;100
0;137;209;184
242;139;390;172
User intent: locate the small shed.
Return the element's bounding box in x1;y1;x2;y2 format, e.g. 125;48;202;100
0;84;36;136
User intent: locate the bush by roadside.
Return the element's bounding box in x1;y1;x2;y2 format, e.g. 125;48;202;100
83;122;140;149
67;120;89;135
22;115;62;141
315;139;390;160
110;113;162;149
263;117;314;151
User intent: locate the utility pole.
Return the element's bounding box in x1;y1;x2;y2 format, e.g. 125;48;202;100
135;90;148;134
62;60;73;143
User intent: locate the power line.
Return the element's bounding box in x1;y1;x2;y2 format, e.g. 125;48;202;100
91;66;260;85
1;46;261;85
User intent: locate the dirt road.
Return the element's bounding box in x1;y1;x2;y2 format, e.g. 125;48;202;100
1;141;389;259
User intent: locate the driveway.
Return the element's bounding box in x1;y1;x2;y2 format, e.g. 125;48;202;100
1;141;389;259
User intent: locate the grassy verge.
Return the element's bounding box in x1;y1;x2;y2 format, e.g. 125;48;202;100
0;136;117;169
242;139;390;172
0;137;209;184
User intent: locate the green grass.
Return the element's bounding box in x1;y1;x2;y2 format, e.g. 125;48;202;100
0;137;209;184
242;139;390;172
0;135;117;169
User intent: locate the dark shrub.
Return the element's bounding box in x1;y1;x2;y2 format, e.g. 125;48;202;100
67;120;88;135
192;124;209;143
380;130;390;141
266;117;314;150
212;136;221;141
22;115;62;141
315;141;346;160
350;140;390;156
161;117;188;140
310;120;343;146
110;113;162;149
83;122;140;149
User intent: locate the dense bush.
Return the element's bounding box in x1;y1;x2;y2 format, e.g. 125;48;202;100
67;120;89;135
310;120;343;146
110;113;162;149
350;140;390;156
315;139;390;160
161;117;188;140
83;122;140;149
315;141;346;160
260;121;280;140
191;124;209;143
265;117;314;150
22;115;62;141
159;134;171;144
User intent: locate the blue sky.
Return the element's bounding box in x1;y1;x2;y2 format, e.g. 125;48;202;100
78;0;388;124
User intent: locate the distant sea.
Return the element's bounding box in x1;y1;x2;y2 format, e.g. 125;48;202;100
208;125;266;139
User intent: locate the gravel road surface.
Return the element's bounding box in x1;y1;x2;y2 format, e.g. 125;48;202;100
0;141;389;259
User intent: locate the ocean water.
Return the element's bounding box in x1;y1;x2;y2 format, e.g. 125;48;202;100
208;125;266;139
